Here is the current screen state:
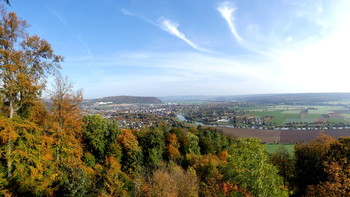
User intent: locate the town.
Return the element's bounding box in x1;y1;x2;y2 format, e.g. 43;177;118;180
81;98;350;131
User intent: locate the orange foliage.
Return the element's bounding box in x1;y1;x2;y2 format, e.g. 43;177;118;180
218;150;229;162
49;75;84;163
307;160;350;196
118;129;140;151
221;182;252;197
166;133;182;162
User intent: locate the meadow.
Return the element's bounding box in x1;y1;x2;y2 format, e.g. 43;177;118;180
264;143;295;155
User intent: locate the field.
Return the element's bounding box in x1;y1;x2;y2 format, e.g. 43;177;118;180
244;105;350;125
219;127;280;143
264;144;295;155
219;126;350;143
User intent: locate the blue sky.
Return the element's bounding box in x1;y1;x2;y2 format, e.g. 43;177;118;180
6;0;350;98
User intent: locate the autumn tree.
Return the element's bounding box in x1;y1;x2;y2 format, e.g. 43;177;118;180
98;156;133;196
48;74;95;196
143;165;198;197
294;134;336;195
118;129;142;177
306;137;350;195
0;6;62;180
190;154;225;196
165;133;182;163
49;74;83;163
0;115;59;196
307;160;350;196
0;6;62;119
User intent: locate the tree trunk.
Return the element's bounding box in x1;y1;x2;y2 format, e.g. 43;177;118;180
9;97;14;119
7;141;12;178
8;98;13;177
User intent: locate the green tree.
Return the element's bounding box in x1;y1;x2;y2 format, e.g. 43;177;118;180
82;114;121;162
271;145;295;189
222;138;288;196
183;132;200;155
138;127;165;170
197;127;229;155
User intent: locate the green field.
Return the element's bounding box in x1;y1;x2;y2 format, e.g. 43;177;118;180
243;105;350;126
264;144;295;156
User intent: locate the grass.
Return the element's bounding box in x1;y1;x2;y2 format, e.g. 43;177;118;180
264;144;295;156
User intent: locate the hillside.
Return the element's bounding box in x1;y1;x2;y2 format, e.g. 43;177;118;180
84;96;162;105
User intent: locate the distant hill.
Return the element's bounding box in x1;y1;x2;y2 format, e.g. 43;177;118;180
84;96;162;105
160;93;350;105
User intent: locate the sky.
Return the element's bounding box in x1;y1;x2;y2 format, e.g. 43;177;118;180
6;0;350;98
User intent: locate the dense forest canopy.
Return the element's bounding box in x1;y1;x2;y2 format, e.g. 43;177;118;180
1;3;350;197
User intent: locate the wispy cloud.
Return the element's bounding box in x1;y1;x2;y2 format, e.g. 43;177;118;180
44;4;93;58
77;36;92;57
121;8;135;16
121;8;158;26
217;1;273;56
44;4;69;29
157;17;210;52
217;2;242;42
121;8;210;53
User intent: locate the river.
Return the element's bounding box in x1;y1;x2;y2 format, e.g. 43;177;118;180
176;114;186;121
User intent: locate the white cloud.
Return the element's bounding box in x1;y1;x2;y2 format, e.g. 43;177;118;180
217;1;241;42
120;8;209;52
157;17;210;53
65;1;350;98
217;1;273;56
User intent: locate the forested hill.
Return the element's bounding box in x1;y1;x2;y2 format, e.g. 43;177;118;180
84;96;162;105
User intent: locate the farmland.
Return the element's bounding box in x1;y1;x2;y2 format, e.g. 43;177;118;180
244;105;350;126
219;126;350;143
